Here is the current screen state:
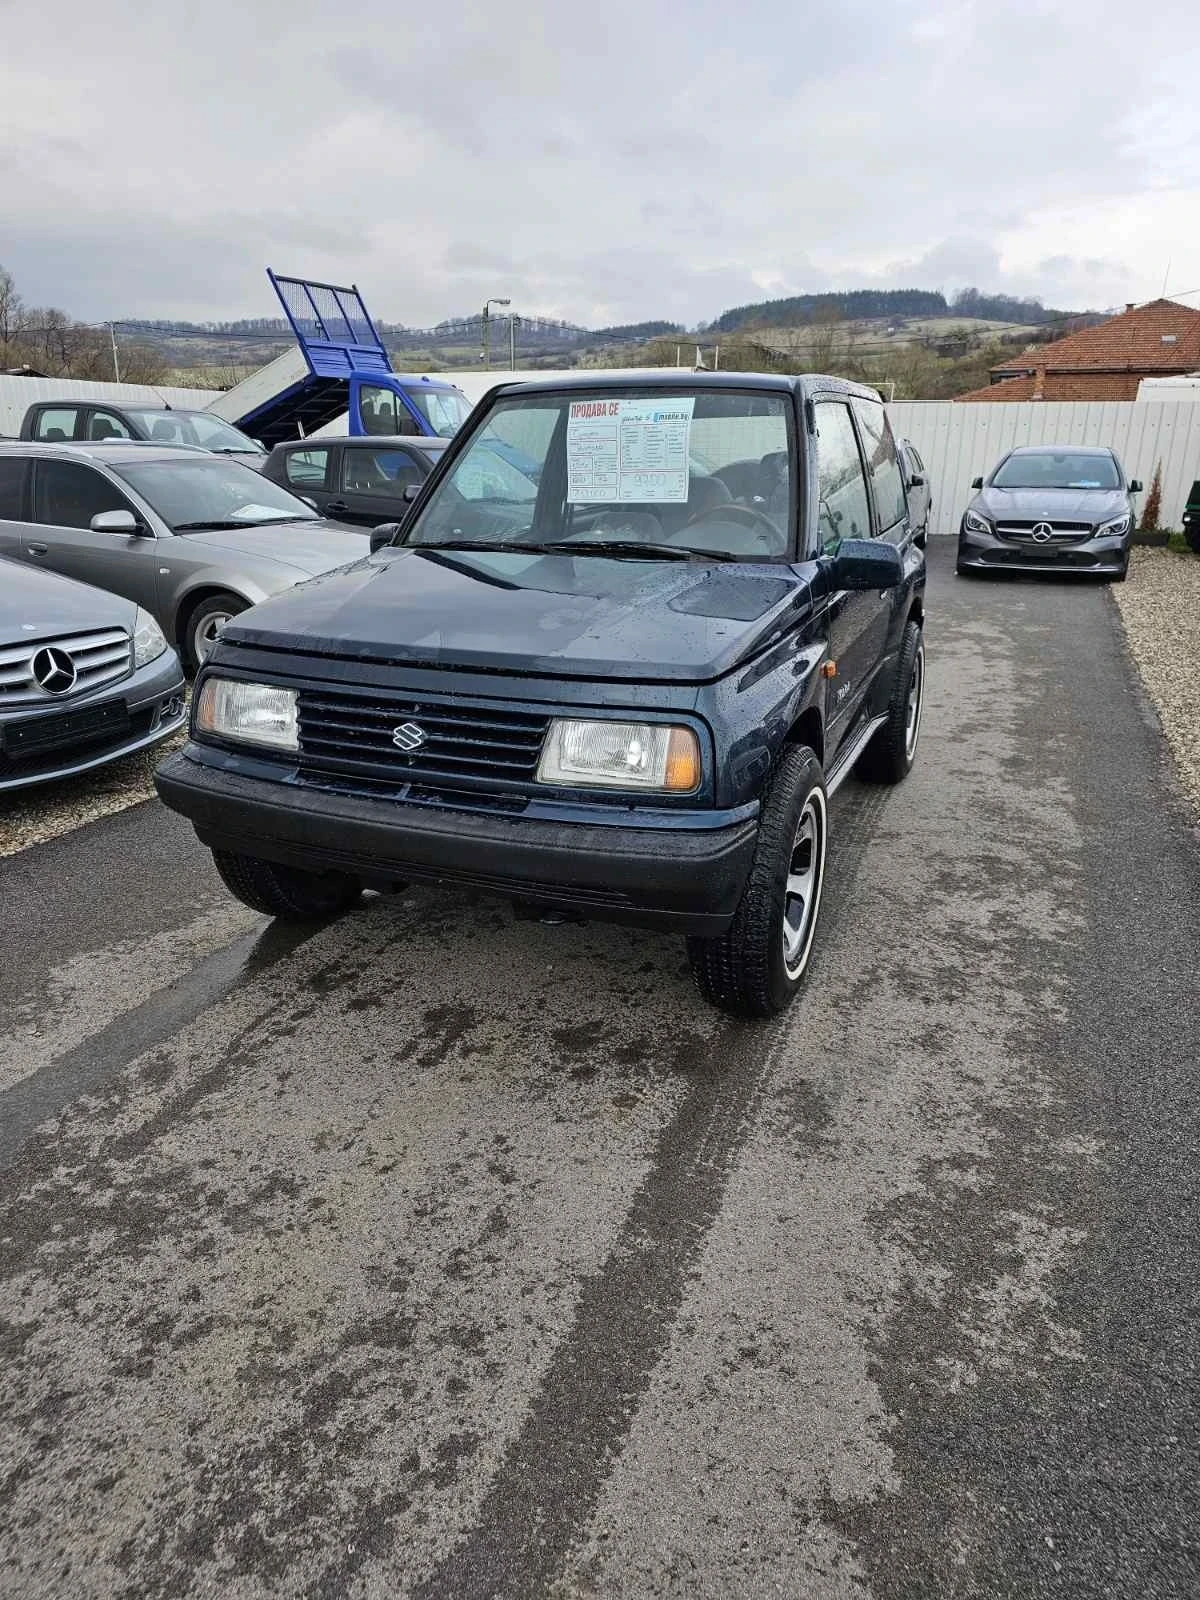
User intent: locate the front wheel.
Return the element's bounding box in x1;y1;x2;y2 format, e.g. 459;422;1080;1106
857;621;924;785
687;745;828;1018
212;851;363;920
184;591;247;673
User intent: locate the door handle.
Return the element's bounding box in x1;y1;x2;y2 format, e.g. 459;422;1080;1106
27;542;48;555
326;501;348;514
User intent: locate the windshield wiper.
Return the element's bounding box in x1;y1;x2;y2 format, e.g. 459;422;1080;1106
173;516;313;531
412;539;736;562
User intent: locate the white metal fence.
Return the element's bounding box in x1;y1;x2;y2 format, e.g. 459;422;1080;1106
890;400;1200;537
0;375;219;438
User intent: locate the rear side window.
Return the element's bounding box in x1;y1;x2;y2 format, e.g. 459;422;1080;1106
0;458;27;519
283;448;331;487
87;410;134;441
814;402;872;552
852;400;907;531
34;461;133;528
341;447;424;495
32;407;80;442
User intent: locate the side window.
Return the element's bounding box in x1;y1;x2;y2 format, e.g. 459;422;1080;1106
341;447;422;496
359;385;419;437
87;410;133;441
283;448;330;488
814;403;872;552
33;461;132;529
852;400;907;531
909;445;925;474
0;458;27;519
32;408;80;442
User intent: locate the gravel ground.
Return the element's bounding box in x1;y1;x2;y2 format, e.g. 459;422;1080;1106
1112;547;1200;815
0;726;185;859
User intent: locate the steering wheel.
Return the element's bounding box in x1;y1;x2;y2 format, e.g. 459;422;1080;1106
684;502;781;538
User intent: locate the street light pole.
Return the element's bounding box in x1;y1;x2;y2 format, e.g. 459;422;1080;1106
509;312;519;372
108;322;122;383
482;297;510;369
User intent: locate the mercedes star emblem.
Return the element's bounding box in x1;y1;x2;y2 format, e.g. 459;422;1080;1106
31;645;77;695
391;721;426;752
1031;522;1054;543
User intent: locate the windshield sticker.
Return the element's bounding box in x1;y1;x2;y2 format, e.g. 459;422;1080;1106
231;504;298;521
566;398;695;504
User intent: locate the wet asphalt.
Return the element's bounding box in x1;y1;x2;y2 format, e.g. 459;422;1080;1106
1;541;1198;1599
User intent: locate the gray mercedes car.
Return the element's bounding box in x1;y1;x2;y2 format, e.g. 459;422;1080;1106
0;443;369;669
957;444;1141;581
0;555;185;791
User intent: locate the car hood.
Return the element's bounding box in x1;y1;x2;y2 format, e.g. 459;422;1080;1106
974;485;1130;524
179;520;370;576
0;556;135;645
222;546;813;682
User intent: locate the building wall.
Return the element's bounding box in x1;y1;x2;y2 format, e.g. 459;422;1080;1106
891;399;1200;536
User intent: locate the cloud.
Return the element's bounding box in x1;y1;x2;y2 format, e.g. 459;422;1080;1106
2;0;1198;328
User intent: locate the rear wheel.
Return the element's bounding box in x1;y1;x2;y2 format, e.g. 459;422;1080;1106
687;746;828;1018
183;591;246;673
212;851;363;920
857;621;924;785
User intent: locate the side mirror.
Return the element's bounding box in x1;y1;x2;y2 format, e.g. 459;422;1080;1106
828;538;904;592
909;473;925;488
971;476;983;490
370;522;403;554
90;509;145;537
1129;479;1143;493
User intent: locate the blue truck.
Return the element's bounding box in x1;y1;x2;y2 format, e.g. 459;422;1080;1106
203;270;474;448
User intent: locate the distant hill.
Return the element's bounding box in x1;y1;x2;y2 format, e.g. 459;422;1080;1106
710;287;1087;334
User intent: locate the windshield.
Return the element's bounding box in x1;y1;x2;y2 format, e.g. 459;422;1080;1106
406;387;473;435
405;389;793;561
115;458;318;529
992;451;1120;490
122;409;263;454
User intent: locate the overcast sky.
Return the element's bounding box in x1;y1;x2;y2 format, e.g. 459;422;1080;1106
3;0;1198;329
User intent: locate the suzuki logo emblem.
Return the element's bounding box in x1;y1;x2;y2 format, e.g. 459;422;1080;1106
1031;522;1054;543
391;721;426;752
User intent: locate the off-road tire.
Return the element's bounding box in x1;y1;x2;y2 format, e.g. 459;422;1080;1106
857;621;924;785
687;745;828;1018
212;850;363;920
1186;526;1200;556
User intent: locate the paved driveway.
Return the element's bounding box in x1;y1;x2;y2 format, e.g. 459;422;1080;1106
2;543;1198;1599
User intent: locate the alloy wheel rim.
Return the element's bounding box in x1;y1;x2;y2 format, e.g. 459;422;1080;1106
782;790;827;980
905;644;925;759
196;612;232;661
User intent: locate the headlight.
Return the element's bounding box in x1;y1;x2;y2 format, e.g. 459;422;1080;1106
132;608;168;668
963;509;992;535
194;677;298;752
537;719;700;792
1096;514;1132;538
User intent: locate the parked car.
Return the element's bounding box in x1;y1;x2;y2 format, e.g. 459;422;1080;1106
19;401;266;468
156;372;926;1019
0;443;368;671
0;555;185;791
958;445;1141;581
1183;478;1200;555
261;434;543;527
897;438;931;547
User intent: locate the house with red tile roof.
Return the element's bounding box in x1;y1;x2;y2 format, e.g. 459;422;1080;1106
955;298;1200;401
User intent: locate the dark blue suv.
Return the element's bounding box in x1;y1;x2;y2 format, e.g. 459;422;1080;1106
156;373;926;1016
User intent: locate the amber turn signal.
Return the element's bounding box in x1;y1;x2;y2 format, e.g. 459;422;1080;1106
664;727;702;792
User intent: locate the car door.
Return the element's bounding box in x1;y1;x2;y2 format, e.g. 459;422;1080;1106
812;400;882;745
0;456;31;559
328;444;427;526
274;444;337;516
23;457;161;611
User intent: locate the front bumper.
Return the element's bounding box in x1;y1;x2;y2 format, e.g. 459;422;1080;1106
0;652;186;792
155;749;760;936
957;523;1129;575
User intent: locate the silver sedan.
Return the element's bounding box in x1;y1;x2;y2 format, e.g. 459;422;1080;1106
0;442;370;669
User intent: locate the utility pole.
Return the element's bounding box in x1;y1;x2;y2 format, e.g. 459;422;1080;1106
482;297;510;369
508;312;519;371
108;322;122;383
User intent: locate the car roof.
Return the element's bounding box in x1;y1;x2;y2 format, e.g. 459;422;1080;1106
272;435;453;451
1006;444;1116;456
482;370;883;403
0;440;228;465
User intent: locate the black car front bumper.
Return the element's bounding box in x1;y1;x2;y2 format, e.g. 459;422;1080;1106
155;749;760;936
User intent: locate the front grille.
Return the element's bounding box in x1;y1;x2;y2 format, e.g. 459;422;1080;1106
0;628;132;707
996;521;1093;543
297;687;550;799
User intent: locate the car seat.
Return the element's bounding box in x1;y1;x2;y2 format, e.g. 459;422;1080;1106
150;419;177;441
